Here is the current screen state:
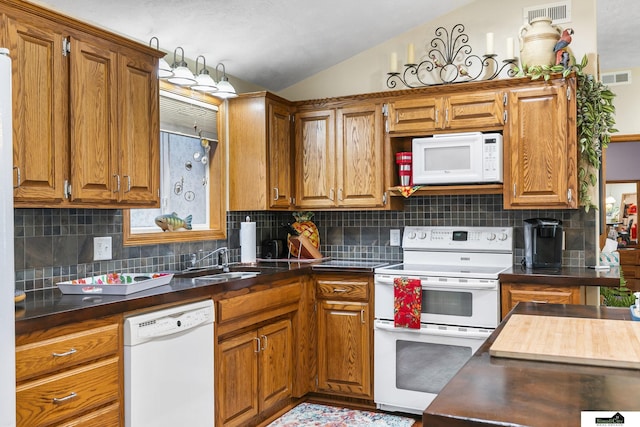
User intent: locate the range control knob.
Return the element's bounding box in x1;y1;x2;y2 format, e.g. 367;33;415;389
498;233;509;241
407;232;417;240
418;232;427;239
486;233;496;241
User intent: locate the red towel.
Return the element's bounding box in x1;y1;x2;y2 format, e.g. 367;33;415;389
394;277;422;329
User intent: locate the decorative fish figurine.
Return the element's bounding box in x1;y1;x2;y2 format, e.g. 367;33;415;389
155;212;192;232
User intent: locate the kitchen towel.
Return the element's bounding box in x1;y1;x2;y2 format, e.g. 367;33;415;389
240;220;257;263
394;277;422;329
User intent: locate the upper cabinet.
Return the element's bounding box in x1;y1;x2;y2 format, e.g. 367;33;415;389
386;89;505;135
228;92;294;210
503;76;577;209
4;2;162;208
294;102;386;209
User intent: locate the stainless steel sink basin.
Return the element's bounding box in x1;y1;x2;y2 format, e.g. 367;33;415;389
191;271;260;282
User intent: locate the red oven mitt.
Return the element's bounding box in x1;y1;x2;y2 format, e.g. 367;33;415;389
393;277;422;329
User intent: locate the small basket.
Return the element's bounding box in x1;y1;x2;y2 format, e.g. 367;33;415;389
57;272;173;295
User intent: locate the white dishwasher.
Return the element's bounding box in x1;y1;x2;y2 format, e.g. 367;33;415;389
124;299;214;427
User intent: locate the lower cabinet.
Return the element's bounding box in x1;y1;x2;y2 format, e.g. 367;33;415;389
15;315;122;426
315;274;372;399
217;318;293;427
500;283;582;319
619;249;640;292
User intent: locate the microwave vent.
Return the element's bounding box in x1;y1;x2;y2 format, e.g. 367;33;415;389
523;1;571;24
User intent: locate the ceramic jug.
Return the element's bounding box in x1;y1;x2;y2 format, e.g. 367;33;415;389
519;17;561;68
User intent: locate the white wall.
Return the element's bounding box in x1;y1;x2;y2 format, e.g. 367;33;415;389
603;67;640;135
278;0;597;101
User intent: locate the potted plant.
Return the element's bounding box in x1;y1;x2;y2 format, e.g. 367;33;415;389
600;271;636;307
516;55;617;211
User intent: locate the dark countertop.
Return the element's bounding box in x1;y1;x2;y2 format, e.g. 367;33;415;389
500;265;621;287
423;303;640;427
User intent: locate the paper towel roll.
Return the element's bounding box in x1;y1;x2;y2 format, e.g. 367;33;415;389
240;221;257;263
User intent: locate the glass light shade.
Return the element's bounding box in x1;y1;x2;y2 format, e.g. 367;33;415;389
158;57;173;79
606;196;616;205
212;77;237;99
192;72;218;93
168;65;196;86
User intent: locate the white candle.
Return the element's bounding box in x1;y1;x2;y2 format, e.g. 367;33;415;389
390;52;398;73
486;32;494;55
506;37;514;59
407;43;415;64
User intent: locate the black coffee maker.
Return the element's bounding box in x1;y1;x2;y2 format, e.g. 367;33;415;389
523;218;563;268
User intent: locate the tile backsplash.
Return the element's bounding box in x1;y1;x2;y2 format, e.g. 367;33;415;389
14;194;596;292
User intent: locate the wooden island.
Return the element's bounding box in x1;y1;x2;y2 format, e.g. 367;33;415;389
423;302;640;427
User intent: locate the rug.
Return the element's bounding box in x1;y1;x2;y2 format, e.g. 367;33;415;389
267;403;416;427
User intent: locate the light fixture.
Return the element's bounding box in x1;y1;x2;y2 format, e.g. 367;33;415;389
606;195;616;205
148;37;173;79
168;47;196;86
191;55;218;93
212;63;238;99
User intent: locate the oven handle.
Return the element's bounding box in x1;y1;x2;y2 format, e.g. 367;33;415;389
374;320;492;340
375;275;497;290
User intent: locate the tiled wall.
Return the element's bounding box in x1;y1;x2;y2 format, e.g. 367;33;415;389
14;194;596;292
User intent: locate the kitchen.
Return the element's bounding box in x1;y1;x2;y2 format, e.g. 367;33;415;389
3;0;640;426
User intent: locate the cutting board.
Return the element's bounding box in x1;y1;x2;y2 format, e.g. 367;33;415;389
490;314;640;369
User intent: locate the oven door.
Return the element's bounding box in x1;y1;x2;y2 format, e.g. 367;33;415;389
373;319;491;414
374;274;500;328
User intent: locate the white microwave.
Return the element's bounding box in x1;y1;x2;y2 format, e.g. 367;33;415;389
412;132;503;185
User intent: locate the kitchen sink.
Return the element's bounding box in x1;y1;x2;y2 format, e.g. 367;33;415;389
191;271;261;283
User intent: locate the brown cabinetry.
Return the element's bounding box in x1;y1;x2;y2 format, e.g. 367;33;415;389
215;279;304;426
386;89;504;134
619;249;640;291
295;102;385;209
15;315;122;426
228;92;294;210
315;274;372;399
500;283;582;319
503;77;577;209
4;2;161;208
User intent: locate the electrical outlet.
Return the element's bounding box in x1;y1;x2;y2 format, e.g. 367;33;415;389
390;229;401;246
94;236;112;261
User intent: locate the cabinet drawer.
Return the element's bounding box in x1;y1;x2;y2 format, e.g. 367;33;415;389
57;402;120;427
16;357;119;427
620;264;639;279
218;281;301;324
619;249;640;265
16;323;119;382
316;279;369;300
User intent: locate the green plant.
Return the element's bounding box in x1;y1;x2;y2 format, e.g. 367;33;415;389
515;55;617;211
600;270;635;307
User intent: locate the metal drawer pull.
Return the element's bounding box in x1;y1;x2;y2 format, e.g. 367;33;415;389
52;348;77;358
260;334;267;351
254;337;261;353
13;167;20;189
361;309;366;324
52;392;77;404
332;288;348;293
124;175;131;193
531;300;549;304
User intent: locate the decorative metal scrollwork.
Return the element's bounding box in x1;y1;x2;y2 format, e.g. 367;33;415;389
387;24;517;89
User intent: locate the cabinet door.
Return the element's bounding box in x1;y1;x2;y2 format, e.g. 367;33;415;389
295;109;336;208
317;300;371;398
386;97;443;133
8;16;68;204
501;284;581;319
336;104;385;207
258;319;292;411
69;36;119;203
444;90;504;129
118;48;160;205
504;79;577;208
268;100;293;209
217;330;259;427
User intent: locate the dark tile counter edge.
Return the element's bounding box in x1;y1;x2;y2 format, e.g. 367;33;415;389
500;265;621;287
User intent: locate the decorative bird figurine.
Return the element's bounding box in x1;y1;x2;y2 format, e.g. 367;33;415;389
458;65;470;78
553;28;574;68
430;54;443;68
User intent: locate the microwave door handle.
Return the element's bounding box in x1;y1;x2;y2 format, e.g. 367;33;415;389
374;320;491;340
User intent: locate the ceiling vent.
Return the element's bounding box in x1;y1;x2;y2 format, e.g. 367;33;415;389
523;1;571;24
601;70;632;86
159;90;218;140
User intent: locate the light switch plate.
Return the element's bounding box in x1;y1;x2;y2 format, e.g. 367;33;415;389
94;236;112;261
390;229;401;246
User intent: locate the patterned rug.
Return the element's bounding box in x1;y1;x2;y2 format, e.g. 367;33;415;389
267;403;416;427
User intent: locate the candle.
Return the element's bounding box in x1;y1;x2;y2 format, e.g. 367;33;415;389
486;32;494;55
407;43;415;64
506;37;514;59
390;52;398;73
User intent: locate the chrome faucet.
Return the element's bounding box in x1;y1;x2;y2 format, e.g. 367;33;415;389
188;247;229;272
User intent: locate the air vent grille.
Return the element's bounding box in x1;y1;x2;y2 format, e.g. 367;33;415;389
601;71;632;86
523;1;571;24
